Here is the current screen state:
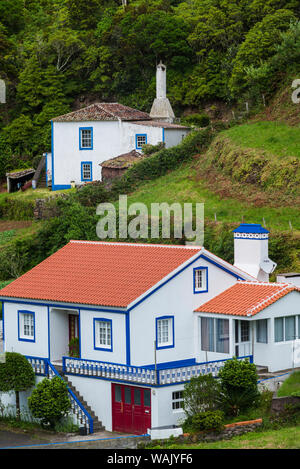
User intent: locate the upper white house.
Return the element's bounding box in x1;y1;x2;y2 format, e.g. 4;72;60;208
46;63;190;191
1;223;299;435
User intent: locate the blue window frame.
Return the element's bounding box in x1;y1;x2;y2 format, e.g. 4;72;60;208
193;267;208;294
18;310;35;342
93;318;113;352
155;316;174;350
79;127;93;150
135;134;147;150
81;161;93;181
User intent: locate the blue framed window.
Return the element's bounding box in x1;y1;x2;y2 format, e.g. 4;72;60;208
81;161;93;181
135;134;147;150
79;127;93;150
156;316;174;350
18;310;35;342
93;318;113;352
193;267;208;293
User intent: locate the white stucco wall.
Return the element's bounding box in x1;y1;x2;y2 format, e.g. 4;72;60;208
52;120;189;187
129;257;240;367
3;302;48;358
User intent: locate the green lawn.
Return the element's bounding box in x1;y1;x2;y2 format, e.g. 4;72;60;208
219;121;300;160
149;425;300;449
0;187;75;203
277;371;300;397
117;162;300;232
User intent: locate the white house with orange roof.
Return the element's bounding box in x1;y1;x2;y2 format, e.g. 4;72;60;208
0;223;299;435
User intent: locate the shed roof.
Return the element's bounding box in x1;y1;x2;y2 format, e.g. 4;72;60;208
6;169;35;179
100;150;143;169
194;281;299;317
52;103;151;122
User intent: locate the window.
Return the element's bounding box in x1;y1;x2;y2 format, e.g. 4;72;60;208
18;311;35;342
172;391;184;411
136;134;147;150
275;316;296;342
240;321;250;342
79;127;93;150
256;319;268;343
156;316;174;349
94;318;112;351
81;162;92;181
201;317;229;353
193;267;208;293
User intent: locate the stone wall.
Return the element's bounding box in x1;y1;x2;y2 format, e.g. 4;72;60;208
33;194;68;220
271;396;300;414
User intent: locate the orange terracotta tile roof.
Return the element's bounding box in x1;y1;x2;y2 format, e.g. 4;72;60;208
0;241;202;308
194;281;300;317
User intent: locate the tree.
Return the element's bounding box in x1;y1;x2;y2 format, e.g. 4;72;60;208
0;352;35;420
28;376;71;428
218;358;260;416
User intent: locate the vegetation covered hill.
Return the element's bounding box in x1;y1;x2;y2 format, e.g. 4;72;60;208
1;0;300;178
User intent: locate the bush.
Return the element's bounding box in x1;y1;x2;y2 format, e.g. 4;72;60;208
190;410;224;432
218;358;260;416
75;182;109;207
28;376;71;428
183;373;222;419
183;113;210;127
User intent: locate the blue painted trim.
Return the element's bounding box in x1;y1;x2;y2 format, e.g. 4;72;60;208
126;312;131;366
51;184;72;191
135;133;147;150
47;306;50;360
17;310;35;342
155;316;175;350
145;358;197;370
200;255;244;280
2;301;4;346
51;121;54;189
128;253;245;314
79;127;93;150
93;318;113;352
81;161;93;182
162;128;165;143
233;236;269;240
193;266;208;294
1;299;126;315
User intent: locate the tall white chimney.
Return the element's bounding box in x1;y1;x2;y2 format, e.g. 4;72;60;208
233;223;277;282
150;61;175;123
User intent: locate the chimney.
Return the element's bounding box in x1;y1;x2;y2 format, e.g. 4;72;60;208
232;223;277;282
150;61;175;123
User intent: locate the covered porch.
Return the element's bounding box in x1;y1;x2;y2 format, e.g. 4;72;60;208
49;307;80;364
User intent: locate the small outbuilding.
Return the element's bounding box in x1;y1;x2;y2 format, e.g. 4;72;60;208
100;150;144;185
6;168;35;193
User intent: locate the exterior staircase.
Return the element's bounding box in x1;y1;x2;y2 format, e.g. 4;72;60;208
54;363;105;433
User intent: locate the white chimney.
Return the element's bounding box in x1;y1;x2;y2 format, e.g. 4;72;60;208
233;223;277;282
150;61;175;123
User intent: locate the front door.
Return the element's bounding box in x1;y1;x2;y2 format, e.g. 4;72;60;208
112;384;151;434
235;320;251;357
69;314;79;341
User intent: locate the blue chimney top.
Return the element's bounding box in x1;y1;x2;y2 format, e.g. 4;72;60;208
232;223;269;234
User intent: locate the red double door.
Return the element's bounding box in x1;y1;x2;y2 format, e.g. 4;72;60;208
112;384;151;435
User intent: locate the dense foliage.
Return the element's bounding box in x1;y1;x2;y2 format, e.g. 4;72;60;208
0;0;299;177
0;352;35;420
28;376;71;428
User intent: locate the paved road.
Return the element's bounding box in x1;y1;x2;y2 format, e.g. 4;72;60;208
0;429;57;448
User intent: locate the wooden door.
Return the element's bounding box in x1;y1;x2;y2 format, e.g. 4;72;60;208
112;384;151;434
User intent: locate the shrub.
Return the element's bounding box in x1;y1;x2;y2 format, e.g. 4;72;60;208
0;352;35;420
218;358;260;416
28;376;71;428
183;373;222;419
183;113;210;127
75;182;109;207
68;337;80;358
191;410;224;432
